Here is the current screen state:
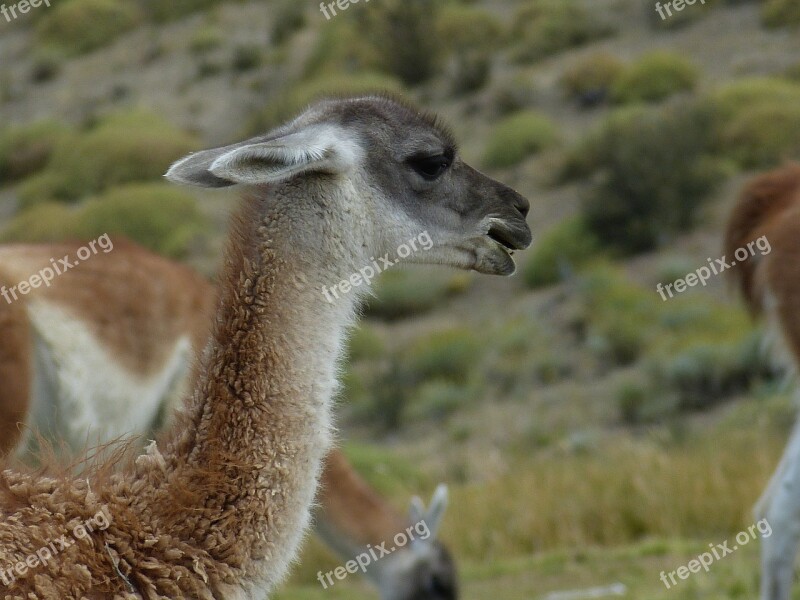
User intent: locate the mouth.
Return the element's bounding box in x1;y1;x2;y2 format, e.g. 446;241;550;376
474;221;532;276
487;224;528;253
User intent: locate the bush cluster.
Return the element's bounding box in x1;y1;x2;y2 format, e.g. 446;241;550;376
762;0;800;28
436;5;504;95
36;0;142;56
611;52;698;104
512;0;614;63
2;183;210;258
483;111;559;169
17;111;198;205
0;121;71;184
523;217;602;289
560;53;624;106
710;78;800;167
576;103;722;254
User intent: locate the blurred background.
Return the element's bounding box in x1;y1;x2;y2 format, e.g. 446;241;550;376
1;0;800;597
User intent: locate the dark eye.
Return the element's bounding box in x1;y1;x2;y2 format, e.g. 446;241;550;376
407;154;452;181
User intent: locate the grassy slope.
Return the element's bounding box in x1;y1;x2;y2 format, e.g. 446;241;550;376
2;0;800;598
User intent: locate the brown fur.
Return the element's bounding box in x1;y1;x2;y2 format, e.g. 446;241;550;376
0;237;451;590
0;239;214;378
0;200;414;598
318;449;408;549
0;197;325;598
0;267;31;455
725;163;800;362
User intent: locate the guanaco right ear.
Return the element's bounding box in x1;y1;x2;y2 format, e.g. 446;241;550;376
409;484;449;540
208;124;362;185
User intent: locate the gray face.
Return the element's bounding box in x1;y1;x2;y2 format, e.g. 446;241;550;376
166;95;532;276
382;541;458;600
298;96;532;276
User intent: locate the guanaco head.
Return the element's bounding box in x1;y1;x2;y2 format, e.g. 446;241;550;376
380;484;458;600
166;95;531;278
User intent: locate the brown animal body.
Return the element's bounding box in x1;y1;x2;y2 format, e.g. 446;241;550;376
0;240;457;599
725;163;800;600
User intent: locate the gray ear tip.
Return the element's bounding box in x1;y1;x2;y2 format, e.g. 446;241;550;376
164;160;186;183
432;484;449;505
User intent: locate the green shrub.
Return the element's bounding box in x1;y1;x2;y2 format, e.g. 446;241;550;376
580;103;721;254
245;73;402;136
483;111;559;169
577;264;664;366
402;328;484;384
492;75;540;115
708;78;800;167
302;17;372;80
437;5;504;94
17;111;197;205
650;332;774;412
271;0;307;45
76;183;210;258
560;52;624;104
366;269;464;321
136;0;230;22
786;63;800;82
523;216;602;289
36;0;142;56
710;78;800;118
355;0;443;85
29;48;63;83
611;52;698;104
188;24;223;54
231;44;262;72
0;121;71;183
342;443;430;496
2;183;210;258
407;380;468;423
512;0;614;63
0;202;75;243
346;325;385;363
719;103;800;167
762;0;800;28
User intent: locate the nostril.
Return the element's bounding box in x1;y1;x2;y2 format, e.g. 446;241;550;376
497;186;530;219
515;196;530;219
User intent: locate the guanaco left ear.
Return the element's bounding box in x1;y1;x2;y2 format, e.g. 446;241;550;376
410;484;449;540
166;124;362;187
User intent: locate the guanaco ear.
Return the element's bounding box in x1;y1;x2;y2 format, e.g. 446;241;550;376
410;484;449;540
165;125;362;187
164;143;244;188
208;126;361;184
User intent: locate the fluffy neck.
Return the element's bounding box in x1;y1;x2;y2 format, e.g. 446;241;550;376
143;186;368;596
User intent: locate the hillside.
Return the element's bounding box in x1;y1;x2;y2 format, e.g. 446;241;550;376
2;0;800;598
